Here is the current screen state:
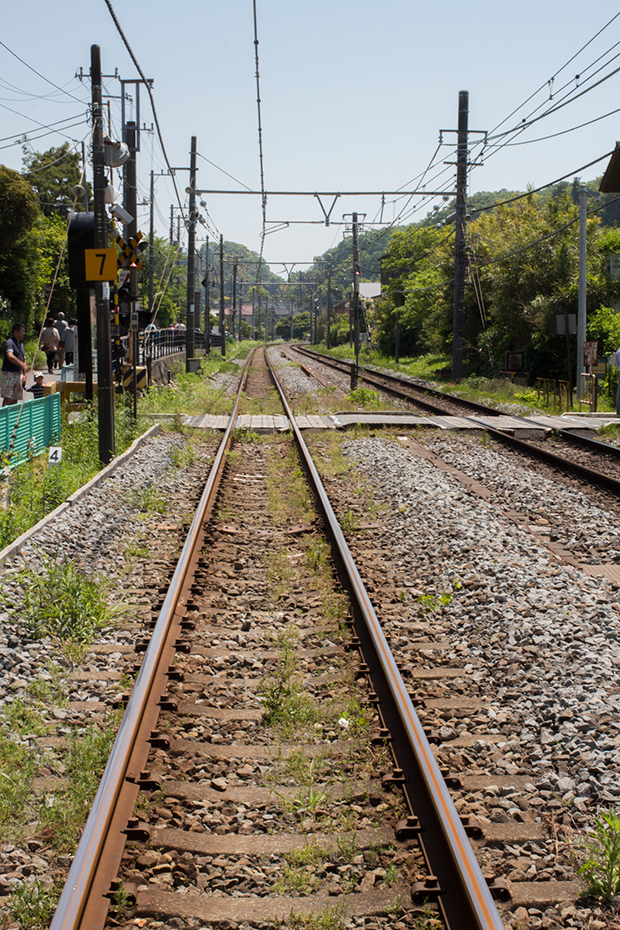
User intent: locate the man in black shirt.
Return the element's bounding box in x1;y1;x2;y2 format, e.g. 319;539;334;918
1;322;28;406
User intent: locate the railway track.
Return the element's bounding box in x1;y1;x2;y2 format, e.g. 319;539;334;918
291;346;620;499
49;348;505;930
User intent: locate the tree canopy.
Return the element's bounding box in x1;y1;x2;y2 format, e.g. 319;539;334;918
22;143;83;217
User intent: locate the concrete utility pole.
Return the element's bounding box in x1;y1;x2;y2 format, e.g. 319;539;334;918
452;90;469;381
577;183;587;397
326;259;332;350
185;136;197;371
148;169;155;316
123;120;139;419
351;212;360;390
204;236;211;353
219;234;225;357
232;261;238;341
91;44;115;463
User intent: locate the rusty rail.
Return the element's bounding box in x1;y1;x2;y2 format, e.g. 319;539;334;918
50;352;254;930
265;352;504;930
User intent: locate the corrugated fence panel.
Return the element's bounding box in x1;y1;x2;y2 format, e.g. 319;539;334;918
0;395;61;467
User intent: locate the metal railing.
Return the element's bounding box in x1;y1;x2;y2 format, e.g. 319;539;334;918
138;330;223;365
579;372;598;412
536;377;572;411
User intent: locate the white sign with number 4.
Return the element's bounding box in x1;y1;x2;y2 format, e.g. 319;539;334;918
48;447;62;466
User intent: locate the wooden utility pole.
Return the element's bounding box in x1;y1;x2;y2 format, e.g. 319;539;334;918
91;44;115;463
452;90;469;381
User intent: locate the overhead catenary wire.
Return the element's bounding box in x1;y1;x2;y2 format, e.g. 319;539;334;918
103;0;187;225
469;149;615;216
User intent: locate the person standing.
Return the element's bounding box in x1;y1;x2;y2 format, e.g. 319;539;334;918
40;318;60;374
55;311;68;369
63;319;76;365
1;322;27;406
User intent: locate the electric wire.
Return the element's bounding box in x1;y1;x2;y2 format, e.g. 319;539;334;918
486;11;620;138
197;151;253;192
469;149;615;216
491;104;620;146
0;40;89;106
0;103;87;137
103;0;187;224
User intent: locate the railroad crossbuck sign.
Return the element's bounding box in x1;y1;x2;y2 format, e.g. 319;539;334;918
84;248;117;281
115;232;144;270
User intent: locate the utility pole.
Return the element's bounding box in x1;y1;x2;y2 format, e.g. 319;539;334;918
232;261;237;342
326;259;332;350
204;236;210;353
91;45;115;463
237;279;243;340
351;212;360;390
148;169;155;316
123;120;139;419
169;203;174;244
185;136;197;371
81;141;89;211
219;234;225;357
577;182;587;398
452;90;469;381
299;272;303;341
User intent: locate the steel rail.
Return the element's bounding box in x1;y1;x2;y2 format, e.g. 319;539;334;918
468;419;620;498
265;352;504;930
293;345;498;417
295;347;620;478
50;352;254;930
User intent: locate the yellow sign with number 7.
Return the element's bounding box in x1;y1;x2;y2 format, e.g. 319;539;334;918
84;248;117;281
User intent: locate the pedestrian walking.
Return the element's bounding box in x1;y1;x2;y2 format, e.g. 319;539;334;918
1;322;27;406
40;318;60;374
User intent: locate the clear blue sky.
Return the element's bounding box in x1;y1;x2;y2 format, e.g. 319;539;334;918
3;1;620;277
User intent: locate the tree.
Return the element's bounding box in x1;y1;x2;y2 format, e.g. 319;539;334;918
0;165;39;252
22;144;83;217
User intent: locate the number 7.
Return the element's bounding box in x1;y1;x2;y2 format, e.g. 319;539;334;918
96;253;107;276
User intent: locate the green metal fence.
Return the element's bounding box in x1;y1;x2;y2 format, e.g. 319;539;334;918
0;395;61;467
